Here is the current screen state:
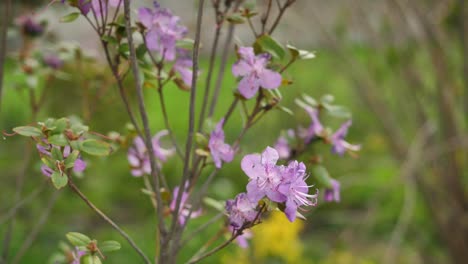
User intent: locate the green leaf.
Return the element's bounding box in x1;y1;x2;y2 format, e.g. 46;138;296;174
286;44;315;60
320;94;335;104
176;38;194;49
254;35;286;60
99;241;121;252
41;157;55;169
79;139;112;156
276;105;293;116
48;134;68;146
60;12;80;23
80;255;102;264
118;43;130;58
101;35;118;45
203;197;225;212
195;132;208;147
13;126;42;137
226;14;245;24
302;94;318;107
64;150;80;168
311;165;333;188
195;148;210;157
52;118;69;134
51;147;63;161
66;232;91;247
51;171;68;189
325;105;352;119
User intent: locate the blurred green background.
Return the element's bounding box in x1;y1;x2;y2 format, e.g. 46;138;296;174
1;0;467;264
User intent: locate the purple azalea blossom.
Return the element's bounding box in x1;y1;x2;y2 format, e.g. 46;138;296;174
138;2;187;61
173;57;193;86
274;136;291;160
241;147;285;203
278;161;318;222
91;0;120;16
170;183;202;225
324;179;340;202
298;105;323;143
43;54;63;69
127;130;175;176
225;193;258;228
229;226;252;248
209;118;234;168
36;144;86;177
330;120;361;155
74;0;92;15
16;15;44;37
71;247;86;264
232;47;282;99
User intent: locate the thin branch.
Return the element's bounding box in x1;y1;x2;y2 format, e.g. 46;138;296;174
170;0;205;245
68;178;150;264
268;0;295;35
180;212;224;248
11;191;61;264
186;233;238;264
261;0;273;34
122;0;167;239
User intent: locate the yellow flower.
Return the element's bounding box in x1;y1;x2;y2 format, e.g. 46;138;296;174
252;211;304;263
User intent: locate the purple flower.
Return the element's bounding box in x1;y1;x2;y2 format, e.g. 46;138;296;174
298;105;323;143
274;136;290;160
229;226;252;248
75;0;92;15
43;54;63;69
324;179;340;202
208;119;234;168
138;2;187;61
36;144;86;177
330;120;361;155
241;147;285;203
71;247;86;264
232;47;282;99
225;193;258;228
16;15;44;37
91;0;120;16
173;56;193;86
170;183;202;225
278;161;318;222
127;130;175;176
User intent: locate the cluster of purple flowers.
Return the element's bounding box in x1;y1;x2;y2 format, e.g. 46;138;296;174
208;119;234;169
127;130;174;177
272;103;360;203
226;147;318;229
37;143;86;177
138;2;195;86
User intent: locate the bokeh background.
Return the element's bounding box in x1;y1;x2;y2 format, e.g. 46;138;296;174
1;0;467;263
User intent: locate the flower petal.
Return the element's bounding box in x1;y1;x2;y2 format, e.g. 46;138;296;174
259;69;282;89
237;74;260;99
241;154;262;178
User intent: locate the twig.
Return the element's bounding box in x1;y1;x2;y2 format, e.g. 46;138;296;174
170;0;205;249
68;178;150;264
122;0;167;240
11;190;61;264
261;0;273;34
186;233;238;264
268;0;295;35
180;212;224;248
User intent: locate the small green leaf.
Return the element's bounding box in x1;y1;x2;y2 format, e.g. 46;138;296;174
60;12;80;23
320;94;335;104
176;38;194;49
302;94;318;107
195;148;210;157
51;147;63;161
286;44;315;60
99;241;121;252
325;105;351;119
101;35;118;45
64;150;80;168
118;43;130;58
13;126;42;137
41;157;55;169
79;139;112;156
66;232;91;247
254;35;285;60
203;197;225;212
226;14;245;24
52;118;69;134
195;132;208;147
48;134;68;146
51;171;68;189
80;255;102;264
311;165;333;188
276;105;293;116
